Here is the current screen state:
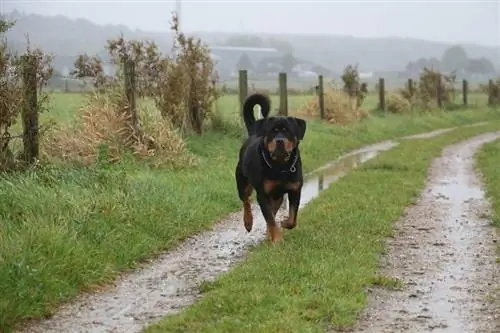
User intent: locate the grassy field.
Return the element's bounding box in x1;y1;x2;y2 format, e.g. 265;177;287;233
14;91;490;136
0;90;499;331
144;122;500;333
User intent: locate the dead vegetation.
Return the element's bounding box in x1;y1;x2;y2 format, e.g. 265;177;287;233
46;12;219;167
300;65;369;124
479;78;500;106
0;19;54;171
387;68;459;113
42;86;195;167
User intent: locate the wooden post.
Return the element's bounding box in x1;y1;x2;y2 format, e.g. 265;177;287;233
21;55;39;163
318;75;325;119
278;72;288;116
238;70;248;118
123;58;140;136
408;78;413;98
488;79;494;106
462;79;468;106
436;74;443;108
378;78;385;111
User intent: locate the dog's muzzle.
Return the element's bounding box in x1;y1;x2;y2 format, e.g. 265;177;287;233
272;138;291;161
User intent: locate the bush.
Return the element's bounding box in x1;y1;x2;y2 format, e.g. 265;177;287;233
301;85;369;124
0;19;53;171
42;86;195;168
386;93;412;114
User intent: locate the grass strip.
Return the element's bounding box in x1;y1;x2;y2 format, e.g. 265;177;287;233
145;121;500;333
0;109;499;331
476;138;500;256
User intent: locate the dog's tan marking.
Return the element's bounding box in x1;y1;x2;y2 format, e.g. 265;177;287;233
242;185;253;232
263;179;279;194
285;182;301;191
266;220;283;243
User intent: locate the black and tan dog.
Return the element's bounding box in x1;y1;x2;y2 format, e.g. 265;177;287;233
235;92;307;242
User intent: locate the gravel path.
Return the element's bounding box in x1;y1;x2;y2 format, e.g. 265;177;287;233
19;125;494;333
351;132;500;333
20;139;399;333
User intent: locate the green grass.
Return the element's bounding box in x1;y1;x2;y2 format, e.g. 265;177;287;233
1;103;500;331
144;121;500;333
10;91;488;135
476;138;500;256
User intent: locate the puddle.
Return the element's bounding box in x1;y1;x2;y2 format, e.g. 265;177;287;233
352;132;500;333
21;141;399;333
300;141;397;208
20;124;490;333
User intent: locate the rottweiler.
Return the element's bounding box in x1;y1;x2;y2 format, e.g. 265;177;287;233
235;92;307;242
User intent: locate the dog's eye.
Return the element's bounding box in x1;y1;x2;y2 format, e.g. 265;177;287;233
281;127;287;132
273;128;280;132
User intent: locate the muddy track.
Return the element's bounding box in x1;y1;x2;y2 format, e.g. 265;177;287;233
18;125;490;333
351;132;500;333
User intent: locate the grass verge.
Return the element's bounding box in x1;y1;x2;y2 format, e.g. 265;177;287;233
1;108;500;331
144;121;500;333
476;139;500;257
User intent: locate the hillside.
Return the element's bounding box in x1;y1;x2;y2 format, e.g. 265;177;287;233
2;11;499;73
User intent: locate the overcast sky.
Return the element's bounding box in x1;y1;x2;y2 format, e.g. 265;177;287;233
1;0;499;46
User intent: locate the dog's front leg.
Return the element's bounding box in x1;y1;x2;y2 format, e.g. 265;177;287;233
257;193;282;242
282;189;301;229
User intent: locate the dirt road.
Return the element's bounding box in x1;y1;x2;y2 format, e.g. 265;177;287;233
352;132;500;333
19;127;498;333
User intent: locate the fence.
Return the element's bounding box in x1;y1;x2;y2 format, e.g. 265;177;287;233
236;70;498;120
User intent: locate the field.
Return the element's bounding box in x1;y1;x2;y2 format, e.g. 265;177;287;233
9;91;490;136
1;89;499;332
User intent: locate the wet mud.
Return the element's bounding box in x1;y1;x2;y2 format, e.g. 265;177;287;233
351;132;500;333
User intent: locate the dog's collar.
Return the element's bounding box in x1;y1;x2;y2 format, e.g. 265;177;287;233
260;146;299;173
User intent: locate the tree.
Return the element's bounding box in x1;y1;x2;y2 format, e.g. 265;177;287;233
281;53;297;73
236;52;253;71
466;57;495;75
441;45;468;73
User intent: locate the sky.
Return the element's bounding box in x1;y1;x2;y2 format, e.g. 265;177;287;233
1;0;499;46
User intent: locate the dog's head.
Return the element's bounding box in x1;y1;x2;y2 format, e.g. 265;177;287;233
254;116;307;163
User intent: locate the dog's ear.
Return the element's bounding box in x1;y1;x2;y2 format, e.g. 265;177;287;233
290;117;307;140
253;118;267;137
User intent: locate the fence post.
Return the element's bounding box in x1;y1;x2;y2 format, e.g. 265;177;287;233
238;70;248;118
462;79;468;106
488;79;494;106
436;74;443;108
408;78;413;98
21;55;39;163
378;78;385;111
278;72;288;116
318;75;325;120
123;58;141;136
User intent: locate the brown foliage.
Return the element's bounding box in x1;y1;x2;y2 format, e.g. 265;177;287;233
70;53;112;89
300;84;369;124
396;67;459;111
149;13;219;135
340;64;368;107
43;86;196;168
0;19;53;170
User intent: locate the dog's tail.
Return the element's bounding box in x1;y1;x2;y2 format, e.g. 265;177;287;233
243;92;271;136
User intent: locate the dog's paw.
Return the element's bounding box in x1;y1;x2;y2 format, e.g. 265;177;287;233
244;214;253;232
282;217;297;230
